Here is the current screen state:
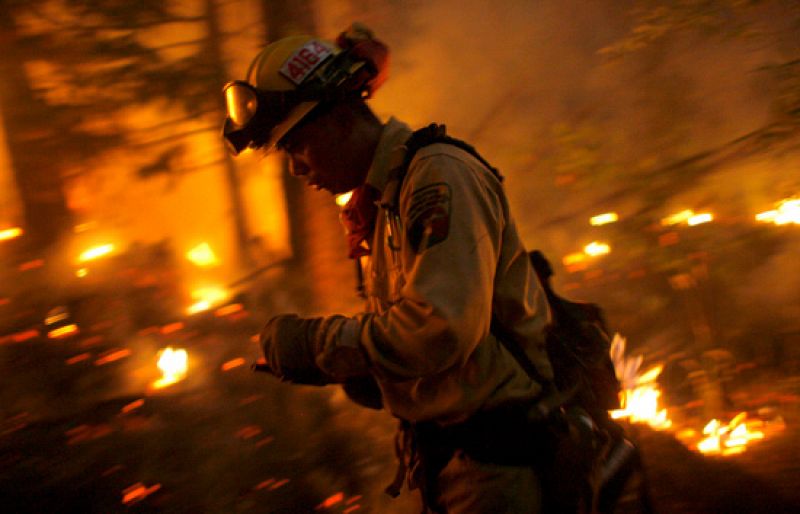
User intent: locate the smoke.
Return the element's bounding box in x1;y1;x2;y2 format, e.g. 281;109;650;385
316;0;800;358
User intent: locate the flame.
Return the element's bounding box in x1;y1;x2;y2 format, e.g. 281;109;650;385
152;347;188;389
687;212;713;226
47;324;80;339
584;241;611;257
79;243;115;262
562;252;587;266
187;287;227;315
0;227;23;242
335;191;353;207
608;334;672;430
186;242;219;267
590;212;619;226
697;412;764;456
756;197;800;225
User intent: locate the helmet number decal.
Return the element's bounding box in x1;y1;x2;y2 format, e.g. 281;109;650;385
280;40;333;85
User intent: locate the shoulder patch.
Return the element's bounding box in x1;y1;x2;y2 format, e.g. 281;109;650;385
406;183;451;253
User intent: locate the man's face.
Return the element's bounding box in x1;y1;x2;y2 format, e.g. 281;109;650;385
278;106;364;195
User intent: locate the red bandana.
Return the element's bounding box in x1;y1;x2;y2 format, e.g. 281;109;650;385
340;184;381;259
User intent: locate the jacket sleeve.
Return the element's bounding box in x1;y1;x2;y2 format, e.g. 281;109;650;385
358;151;505;379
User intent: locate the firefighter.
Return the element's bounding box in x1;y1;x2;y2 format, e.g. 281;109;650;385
224;24;557;513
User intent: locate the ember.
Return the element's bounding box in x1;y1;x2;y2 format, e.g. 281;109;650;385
187;286;227;315
590;212;618;226
78;243;115;262
0;226;23;241
47;324;79;339
152;347;188;389
186;242;219;267
122;482;161;505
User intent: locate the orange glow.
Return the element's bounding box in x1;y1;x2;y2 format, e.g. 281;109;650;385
221;357;246;371
47;324;80;339
152;347;188;389
215;303;244;317
10;329;39;343
697;412;765;456
186;242;219;267
121;399;145;414
187;287;227;315
122;482;161;505
65;352;91;365
335;191;353;207
79;243;115;262
18;259;44;271
317;492;345;509
661;209;694;226
160;322;184;334
562;252;587;266
584;241;611;256
94;348;132;366
0;227;23;241
756;197;800;225
589;212;618;226
687;212;713;226
76;268;89;278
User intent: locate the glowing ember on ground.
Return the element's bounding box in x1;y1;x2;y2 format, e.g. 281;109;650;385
687;212;713;226
609;334;672;430
94;348;132;366
187;287;227;315
756;197;800;225
584;241;611;256
186;242;219;267
590;212;618;226
0;227;23;241
316;492;345;509
215;303;244;317
562;252;587;266
47;324;80;339
696;412;765;456
76;268;88;278
152;347;188;389
78;243;115;262
122;482;161;505
661;209;714;227
221;357;246;371
121;399;145;414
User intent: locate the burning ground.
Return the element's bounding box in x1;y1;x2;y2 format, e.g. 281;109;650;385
0;304;798;513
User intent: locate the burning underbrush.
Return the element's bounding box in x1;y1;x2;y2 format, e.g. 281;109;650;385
0;285;798;513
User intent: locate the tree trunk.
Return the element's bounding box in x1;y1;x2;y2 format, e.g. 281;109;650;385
0;3;72;252
259;0;355;314
205;0;252;270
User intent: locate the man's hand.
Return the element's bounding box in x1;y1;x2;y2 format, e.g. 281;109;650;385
257;314;332;385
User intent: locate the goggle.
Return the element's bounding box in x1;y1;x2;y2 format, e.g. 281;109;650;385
222;81;325;155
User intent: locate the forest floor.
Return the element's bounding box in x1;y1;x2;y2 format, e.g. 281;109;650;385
1;307;798;514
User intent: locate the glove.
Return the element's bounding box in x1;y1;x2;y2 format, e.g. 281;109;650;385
258;314;332;385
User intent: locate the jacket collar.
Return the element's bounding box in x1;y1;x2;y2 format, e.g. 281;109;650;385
364;117;412;195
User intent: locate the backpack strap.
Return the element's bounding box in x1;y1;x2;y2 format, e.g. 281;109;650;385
379;123;502;214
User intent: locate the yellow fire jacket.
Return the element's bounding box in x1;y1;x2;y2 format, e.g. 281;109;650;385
317;117;554;424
